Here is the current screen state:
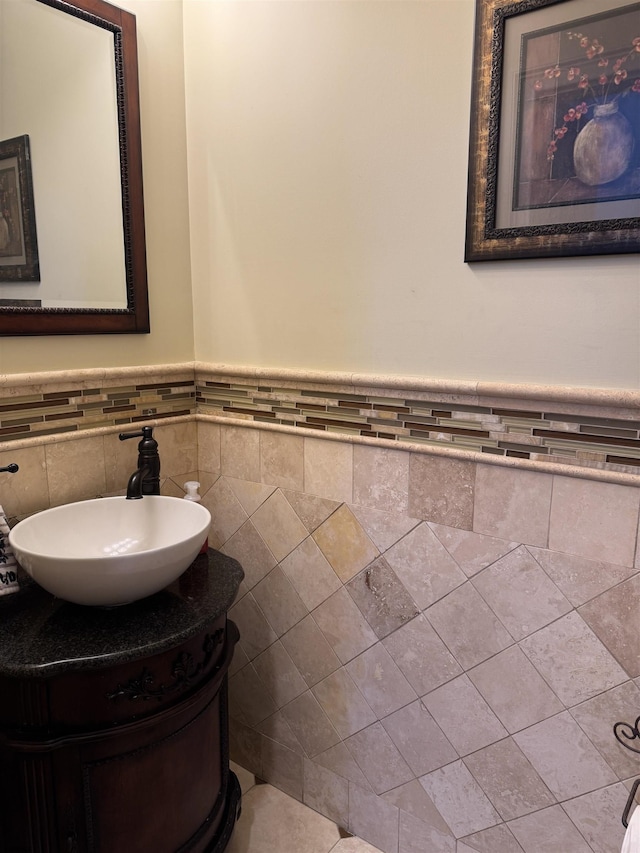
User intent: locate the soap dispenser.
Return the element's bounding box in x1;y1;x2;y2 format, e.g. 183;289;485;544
184;482;208;555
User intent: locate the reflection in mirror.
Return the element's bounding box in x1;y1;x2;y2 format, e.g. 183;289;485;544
0;0;149;335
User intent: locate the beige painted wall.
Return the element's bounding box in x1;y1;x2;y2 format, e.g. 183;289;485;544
0;0;194;374
2;0;637;390
183;0;640;390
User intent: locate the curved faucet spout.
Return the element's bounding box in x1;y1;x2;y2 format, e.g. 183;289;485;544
126;466;150;500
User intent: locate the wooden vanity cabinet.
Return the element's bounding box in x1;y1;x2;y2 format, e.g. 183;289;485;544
0;552;244;853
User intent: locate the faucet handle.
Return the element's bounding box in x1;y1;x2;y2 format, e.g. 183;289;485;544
119;426;159;466
0;463;18;474
119;426;153;442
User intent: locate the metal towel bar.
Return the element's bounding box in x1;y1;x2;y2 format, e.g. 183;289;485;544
615;716;640;755
614;717;640;826
623;778;640;828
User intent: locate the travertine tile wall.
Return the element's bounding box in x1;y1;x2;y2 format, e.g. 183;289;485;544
2;362;640;478
0;419;200;520
196;421;640;853
195;370;640;477
2;365;640;853
0;366;198;517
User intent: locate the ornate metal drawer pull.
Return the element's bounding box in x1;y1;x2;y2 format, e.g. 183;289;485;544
106;629;224;703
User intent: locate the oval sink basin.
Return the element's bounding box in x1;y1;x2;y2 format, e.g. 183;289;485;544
9;496;211;606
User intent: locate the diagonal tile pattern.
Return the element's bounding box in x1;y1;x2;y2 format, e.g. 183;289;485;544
312;669;377;739
208;422;640;853
345;557;419;640
313;505;380;583
228;761;385;853
6;370;640;852
7;364;640;477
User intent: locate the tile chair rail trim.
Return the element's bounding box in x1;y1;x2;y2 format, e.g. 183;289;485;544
0;361;637;408
1;408;639;489
0;362;639;486
0;361;637;414
0;406;636;495
0;362;195;392
194;363;640;412
195;366;640;483
194;412;640;487
0;415;194;452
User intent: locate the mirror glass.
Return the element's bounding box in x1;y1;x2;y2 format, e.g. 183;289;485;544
0;0;149;334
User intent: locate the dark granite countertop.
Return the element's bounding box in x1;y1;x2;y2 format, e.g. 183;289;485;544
0;550;244;679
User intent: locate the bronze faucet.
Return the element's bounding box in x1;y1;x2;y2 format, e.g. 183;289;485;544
119;427;160;499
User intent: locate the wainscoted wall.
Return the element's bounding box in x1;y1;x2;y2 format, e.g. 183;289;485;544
2;364;640;853
195;370;640;477
0;365;198;520
197;418;640;853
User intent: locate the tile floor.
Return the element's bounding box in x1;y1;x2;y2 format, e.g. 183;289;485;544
228;762;384;853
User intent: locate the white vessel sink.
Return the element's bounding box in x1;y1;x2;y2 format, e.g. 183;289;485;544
9;496;211;606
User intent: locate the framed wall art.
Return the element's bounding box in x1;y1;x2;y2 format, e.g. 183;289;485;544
465;0;640;261
0;135;40;281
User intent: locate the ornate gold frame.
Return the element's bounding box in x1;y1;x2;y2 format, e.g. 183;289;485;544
465;0;640;261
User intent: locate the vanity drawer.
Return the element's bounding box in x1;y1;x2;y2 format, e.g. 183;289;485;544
0;616;230;734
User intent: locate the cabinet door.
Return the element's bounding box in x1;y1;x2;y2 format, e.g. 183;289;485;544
79;685;227;853
0;622;239;853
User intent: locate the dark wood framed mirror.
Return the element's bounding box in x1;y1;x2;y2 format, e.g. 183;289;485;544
0;0;149;335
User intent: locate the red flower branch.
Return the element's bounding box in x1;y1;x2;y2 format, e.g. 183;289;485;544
534;32;640;161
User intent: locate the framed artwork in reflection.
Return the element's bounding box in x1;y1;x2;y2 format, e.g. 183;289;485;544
0;135;40;281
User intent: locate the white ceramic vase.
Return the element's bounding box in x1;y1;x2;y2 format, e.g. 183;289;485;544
573;100;634;186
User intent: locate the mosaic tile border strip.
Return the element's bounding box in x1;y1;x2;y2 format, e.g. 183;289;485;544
196;375;640;476
1;362;639;477
0;379;195;443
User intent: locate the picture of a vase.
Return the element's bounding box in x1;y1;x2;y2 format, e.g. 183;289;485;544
573;100;634;186
0;214;9;252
